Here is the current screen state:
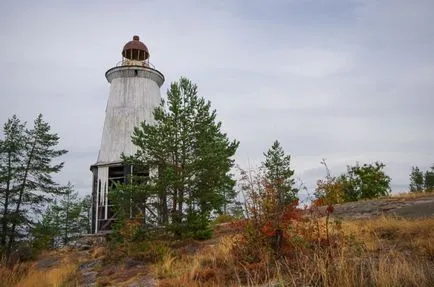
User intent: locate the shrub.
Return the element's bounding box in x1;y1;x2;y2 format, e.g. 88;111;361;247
314;176;347;206
237;167;317;262
184;212;213;240
314;161;392;204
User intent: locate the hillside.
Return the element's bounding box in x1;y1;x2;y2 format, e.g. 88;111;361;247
2;193;434;287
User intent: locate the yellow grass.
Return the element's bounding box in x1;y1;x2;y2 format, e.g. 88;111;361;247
155;216;434;287
0;260;30;287
15;258;79;287
389;191;434;199
4;215;433;286
344;216;434;255
0;251;80;287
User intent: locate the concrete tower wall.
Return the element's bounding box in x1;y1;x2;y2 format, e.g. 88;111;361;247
97;66;164;165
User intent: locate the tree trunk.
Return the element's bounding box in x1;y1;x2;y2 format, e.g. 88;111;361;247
172;187;178;224
7;138;37;253
178;187;183;223
1;151;12;248
64;191;70;246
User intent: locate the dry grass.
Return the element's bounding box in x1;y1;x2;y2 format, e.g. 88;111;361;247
4;214;433;286
15;261;78;287
0;259;30;287
0;250;80;287
157;235;242;287
344;216;434;258
389;191;434;200
154;216;434;287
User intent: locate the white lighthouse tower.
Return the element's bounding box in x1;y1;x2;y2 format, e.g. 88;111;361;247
90;36;164;233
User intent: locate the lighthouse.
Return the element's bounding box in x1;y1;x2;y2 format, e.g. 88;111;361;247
90;36;164;233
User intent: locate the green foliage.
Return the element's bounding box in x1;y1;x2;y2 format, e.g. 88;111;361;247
262;140;298;205
53;183;91;245
31;183;91;249
340;162;391;201
409;166;424;192
184;212;213;240
80;194;92;234
143;241;172;262
111;77;239;239
408;164;434;193
0;114;67;254
315;161;391;204
424;165;434;192
31;206;59;251
314;176;347;205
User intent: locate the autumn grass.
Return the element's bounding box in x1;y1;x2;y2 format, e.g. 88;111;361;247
0;250;81;287
153;216;434;287
344;216;434;259
390;191;434;199
0;258;30;287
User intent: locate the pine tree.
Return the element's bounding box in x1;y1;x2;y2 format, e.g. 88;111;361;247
0;114;67;254
31;205;60;250
79;194;92;234
424;165;434;192
32;185;91;250
262;140;298;205
0;116;25;250
53;183;89;245
114;77;239;239
409;166;424;192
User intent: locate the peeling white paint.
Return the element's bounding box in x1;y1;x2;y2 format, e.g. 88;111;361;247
97;166;108;206
96;66;164;165
93;65;164;233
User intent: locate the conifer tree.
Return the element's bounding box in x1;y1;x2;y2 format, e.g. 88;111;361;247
409;166;424;192
424;165;434;192
31;205;60;250
114;77;239;239
53;183;90;245
262;140;298;205
0;115;25;250
32;186;91;249
0;114;67;254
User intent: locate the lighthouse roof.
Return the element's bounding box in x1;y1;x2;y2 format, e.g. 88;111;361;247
122;35;150;61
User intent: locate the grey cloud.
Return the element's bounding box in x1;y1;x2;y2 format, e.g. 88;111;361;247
1;0;433;196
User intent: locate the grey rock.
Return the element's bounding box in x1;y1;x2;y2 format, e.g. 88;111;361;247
82;271;98;287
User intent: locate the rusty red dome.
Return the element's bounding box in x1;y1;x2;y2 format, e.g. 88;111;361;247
122;35;150;61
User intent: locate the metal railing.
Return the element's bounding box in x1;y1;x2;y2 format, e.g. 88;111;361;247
115;59;156;69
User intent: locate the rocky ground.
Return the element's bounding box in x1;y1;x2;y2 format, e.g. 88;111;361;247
326;193;434;219
28;194;434;287
71;236;157;287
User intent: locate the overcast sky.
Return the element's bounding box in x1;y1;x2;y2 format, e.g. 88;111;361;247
1;0;433;200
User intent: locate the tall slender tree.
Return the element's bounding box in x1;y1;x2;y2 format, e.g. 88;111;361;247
409;166;424;192
424;165;434;192
113;77;239;239
262;140;298;205
0;114;67;254
0;116;25;250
